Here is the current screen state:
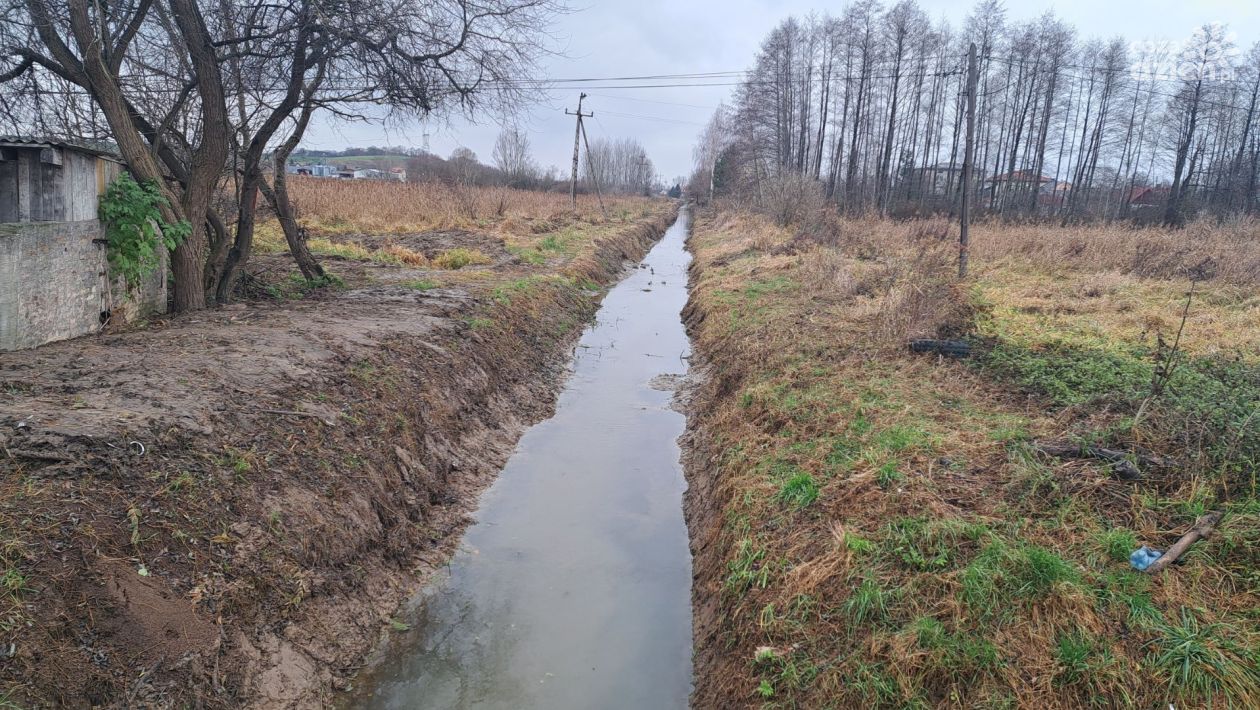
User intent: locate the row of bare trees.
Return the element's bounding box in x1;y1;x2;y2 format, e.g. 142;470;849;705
692;1;1260;226
582;137;655;195
0;0;559;310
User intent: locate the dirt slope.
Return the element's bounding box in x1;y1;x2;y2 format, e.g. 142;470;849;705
0;207;675;708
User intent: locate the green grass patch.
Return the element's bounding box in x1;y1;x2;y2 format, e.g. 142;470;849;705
977;337;1260;485
1148;607;1260;706
776;472;820;508
492;274;574;306
725;538;772;595
1094;528;1138;564
960;541;1080;615
883;516;989;572
843;575;897;624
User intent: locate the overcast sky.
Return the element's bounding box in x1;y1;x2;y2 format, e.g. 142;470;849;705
303;0;1260;181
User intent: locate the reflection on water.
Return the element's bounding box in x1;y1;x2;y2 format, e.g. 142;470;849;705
350;209;694;710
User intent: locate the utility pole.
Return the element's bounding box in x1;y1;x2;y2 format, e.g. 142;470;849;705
959;42;978;279
566;93;592;207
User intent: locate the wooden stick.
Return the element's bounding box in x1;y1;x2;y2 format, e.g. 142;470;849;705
254;408;325;419
1145;511;1224;575
6;448;76;462
1032;440;1171;480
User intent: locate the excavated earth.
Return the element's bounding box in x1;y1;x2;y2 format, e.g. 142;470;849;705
0;208;675;708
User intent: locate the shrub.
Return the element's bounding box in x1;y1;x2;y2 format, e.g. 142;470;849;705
99;174;190;289
434;248;492;269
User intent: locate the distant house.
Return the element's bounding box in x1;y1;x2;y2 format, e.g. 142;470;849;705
985;170;1055;194
902;162;964;198
310;164;337;178
388;167;407;182
0;136;165;351
1128;185;1169;207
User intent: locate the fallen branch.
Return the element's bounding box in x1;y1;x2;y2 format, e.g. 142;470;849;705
5;448;77;463
909;339;971;358
252;408;338;426
1145;511;1224;575
255;408;325;419
1032;440;1171;480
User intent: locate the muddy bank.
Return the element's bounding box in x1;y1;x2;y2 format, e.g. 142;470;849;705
678;243;736;710
0;207;675;708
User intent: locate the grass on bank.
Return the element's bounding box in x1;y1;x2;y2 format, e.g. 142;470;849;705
689;208;1260;708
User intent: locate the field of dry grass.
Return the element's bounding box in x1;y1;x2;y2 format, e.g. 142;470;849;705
285;176;653;234
685;207;1260;708
244;178;666;301
248;178;662;288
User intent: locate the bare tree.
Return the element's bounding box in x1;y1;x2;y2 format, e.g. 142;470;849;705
583;137;654;195
692;104;730;203
691;2;1260;227
1164;25;1233;226
1;0;562;309
493;125;536;186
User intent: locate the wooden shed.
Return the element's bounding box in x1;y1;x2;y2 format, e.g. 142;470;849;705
0;136;166;351
0;136;123;222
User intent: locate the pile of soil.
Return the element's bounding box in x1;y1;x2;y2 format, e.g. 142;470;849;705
0;210;674;708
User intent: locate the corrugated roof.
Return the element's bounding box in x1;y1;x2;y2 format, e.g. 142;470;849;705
0;135;121;160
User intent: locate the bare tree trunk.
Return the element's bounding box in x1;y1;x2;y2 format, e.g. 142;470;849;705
260;163;325;281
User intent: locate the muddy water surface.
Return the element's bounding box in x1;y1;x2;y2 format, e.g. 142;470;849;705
351;209;693;709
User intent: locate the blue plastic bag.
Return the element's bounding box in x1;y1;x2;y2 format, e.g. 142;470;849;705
1129;545;1163;571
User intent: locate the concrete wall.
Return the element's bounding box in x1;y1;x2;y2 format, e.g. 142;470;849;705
0;147;164;350
0;219;166;351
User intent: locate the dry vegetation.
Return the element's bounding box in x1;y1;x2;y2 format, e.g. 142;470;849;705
686;207;1260;709
283;175;653;234
248;178;662;288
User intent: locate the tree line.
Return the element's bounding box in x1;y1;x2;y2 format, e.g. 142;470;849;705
397;128;656;195
691;1;1260;226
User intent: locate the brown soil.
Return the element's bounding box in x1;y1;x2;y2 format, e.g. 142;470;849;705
678;299;728;710
0;208;675;708
332;229;518;267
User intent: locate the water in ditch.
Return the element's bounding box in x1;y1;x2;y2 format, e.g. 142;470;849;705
350;208;694;709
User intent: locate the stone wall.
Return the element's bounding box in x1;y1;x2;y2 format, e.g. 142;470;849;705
0;219;165;351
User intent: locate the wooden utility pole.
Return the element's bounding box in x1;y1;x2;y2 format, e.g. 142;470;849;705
566;93;592;207
959;42;978;279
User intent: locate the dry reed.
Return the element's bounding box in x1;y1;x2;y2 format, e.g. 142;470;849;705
286;176;654;234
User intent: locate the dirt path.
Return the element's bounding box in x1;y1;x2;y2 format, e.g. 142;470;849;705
0;208;675;708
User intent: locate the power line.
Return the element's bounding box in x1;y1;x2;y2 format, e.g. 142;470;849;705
587;92;718;110
596;109;706;126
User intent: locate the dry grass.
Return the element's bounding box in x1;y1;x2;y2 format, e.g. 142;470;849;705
971;218;1260;287
687;207;1260;709
286;176;655;234
246;179;670;296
